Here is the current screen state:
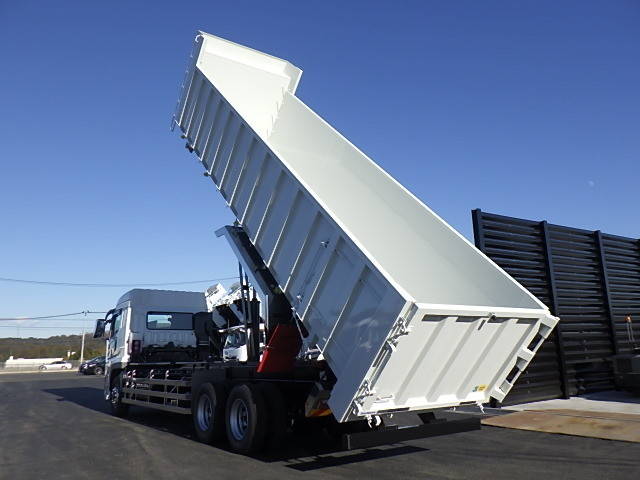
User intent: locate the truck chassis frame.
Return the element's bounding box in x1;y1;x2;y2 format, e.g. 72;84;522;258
115;360;480;452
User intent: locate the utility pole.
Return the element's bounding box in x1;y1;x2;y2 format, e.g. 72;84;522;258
80;327;85;364
80;310;88;364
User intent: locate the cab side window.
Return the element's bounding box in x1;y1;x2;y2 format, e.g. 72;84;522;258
110;309;126;336
113;310;123;333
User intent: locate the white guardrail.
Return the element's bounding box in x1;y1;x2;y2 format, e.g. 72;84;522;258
0;361;80;373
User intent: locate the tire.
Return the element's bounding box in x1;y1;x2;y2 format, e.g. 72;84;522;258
109;372;129;418
260;383;287;450
192;382;227;444
225;383;267;454
39;366;46;371
94;367;103;376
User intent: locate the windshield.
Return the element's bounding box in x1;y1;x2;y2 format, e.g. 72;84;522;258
224;330;246;349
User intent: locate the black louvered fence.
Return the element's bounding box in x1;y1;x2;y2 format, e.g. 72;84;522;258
472;209;640;405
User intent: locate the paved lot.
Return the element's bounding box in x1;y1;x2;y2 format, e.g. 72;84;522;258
509;390;640;415
1;372;639;480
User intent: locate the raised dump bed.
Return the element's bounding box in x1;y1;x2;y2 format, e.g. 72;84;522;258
173;32;558;422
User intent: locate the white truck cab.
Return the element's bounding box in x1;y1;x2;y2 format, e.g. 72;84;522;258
100;289;207;398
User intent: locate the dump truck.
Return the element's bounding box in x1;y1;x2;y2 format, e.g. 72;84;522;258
94;32;558;454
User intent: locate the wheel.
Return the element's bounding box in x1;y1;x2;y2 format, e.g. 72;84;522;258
109;372;129;418
94;367;103;376
39;366;46;371
192;382;227;444
225;383;267;454
61;366;68;370
259;383;287;450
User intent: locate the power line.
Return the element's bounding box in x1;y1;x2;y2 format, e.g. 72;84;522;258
0;325;93;329
0;311;106;322
0;319;99;322
0;275;237;287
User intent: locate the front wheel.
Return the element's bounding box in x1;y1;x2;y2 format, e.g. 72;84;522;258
94;367;103;376
109;372;129;418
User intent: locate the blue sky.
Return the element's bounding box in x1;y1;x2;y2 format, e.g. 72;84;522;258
0;1;638;339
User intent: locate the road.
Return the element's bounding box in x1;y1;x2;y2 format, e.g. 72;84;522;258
1;372;638;480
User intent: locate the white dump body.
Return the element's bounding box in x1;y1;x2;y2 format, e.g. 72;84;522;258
173;32;558;422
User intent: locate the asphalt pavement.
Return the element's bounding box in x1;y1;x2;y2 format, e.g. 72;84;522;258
1;372;638;480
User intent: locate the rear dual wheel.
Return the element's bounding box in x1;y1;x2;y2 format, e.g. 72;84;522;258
225;383;267;454
192;382;227;444
193;381;287;454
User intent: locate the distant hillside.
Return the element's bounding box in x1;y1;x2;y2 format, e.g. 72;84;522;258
0;335;105;361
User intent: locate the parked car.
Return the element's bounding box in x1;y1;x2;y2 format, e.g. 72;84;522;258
78;356;105;375
39;360;73;371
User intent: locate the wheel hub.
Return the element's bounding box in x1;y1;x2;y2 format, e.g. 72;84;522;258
197;395;213;431
110;386;120;405
229;398;249;441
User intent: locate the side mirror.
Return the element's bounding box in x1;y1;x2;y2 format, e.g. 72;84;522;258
93;319;106;338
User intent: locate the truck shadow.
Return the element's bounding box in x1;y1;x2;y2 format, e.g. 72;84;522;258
43;386;110;413
270;445;428;471
42;386;429;467
42;386;195;437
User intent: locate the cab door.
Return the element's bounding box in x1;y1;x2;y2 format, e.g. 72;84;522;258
107;303;130;366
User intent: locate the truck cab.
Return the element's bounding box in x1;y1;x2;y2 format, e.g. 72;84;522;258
98;289;207;401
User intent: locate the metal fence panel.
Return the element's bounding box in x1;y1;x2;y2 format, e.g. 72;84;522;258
473;210;640;405
602;234;640;354
472;211;566;404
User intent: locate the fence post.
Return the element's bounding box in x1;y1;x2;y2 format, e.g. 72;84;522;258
594;230;620;355
540;221;570;399
471;209;485;251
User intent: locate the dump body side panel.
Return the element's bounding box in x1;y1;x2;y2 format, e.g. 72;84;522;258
176;46;407;421
173;32;558;421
